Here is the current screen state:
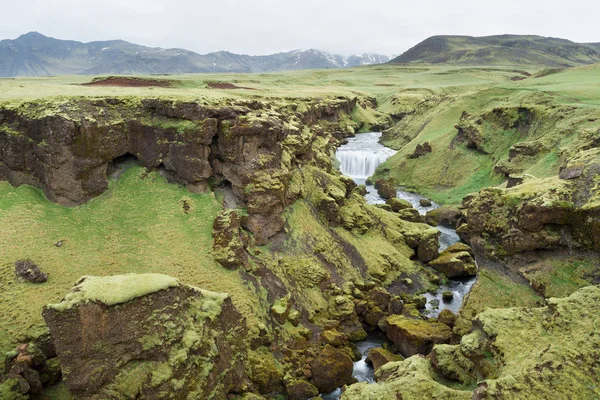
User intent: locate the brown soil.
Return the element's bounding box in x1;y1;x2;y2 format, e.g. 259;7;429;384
207;82;256;90
82;76;174;88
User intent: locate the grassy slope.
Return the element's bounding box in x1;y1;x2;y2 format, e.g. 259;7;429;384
0;166;259;353
377;63;600;204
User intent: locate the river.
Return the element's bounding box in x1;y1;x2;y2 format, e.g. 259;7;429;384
321;132;476;399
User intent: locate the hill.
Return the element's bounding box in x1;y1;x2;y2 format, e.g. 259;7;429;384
391;34;600;67
0;32;391;77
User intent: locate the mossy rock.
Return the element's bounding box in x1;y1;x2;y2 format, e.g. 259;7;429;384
386;198;413;212
310;345;355;393
365;348;404;374
428;250;477;278
385;315;452;357
285;379;319;400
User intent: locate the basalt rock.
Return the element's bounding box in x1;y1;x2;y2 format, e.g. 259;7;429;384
14;260;47;284
42;274;250;399
419;198;432;207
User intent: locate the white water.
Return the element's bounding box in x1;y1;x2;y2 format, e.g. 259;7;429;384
337;132;396;179
321;132;476;399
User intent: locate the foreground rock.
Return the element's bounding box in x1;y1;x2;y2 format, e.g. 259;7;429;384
310;345;355;393
14;260;47;283
384;315;452;357
42;274;250;399
342;286;600;399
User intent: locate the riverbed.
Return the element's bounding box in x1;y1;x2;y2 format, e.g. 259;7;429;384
321;132;477;399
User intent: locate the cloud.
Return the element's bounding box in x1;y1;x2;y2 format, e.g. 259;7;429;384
1;0;598;55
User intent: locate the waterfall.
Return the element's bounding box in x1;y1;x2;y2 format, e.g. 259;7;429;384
335;132;396;180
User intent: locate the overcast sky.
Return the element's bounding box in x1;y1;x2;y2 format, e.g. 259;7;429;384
1;0;599;56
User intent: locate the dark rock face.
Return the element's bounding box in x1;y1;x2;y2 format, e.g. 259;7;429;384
42;275;249;399
0;97;357;244
408;142;432;159
14;260;47;283
310;345;355;393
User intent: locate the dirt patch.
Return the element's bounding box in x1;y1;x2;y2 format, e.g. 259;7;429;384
82;76;174;88
207;82;256;90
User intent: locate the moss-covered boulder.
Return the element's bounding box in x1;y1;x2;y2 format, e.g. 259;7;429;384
285;379;319;400
386;197;413;212
310;345;355;393
437;309;456;327
374;179;396;200
42;274;250;399
428;249;477;278
385;315;452;357
365;348;404;373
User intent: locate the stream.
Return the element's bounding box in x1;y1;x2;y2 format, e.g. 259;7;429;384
321;132;476;399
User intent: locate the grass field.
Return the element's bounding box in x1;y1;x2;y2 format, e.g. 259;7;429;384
0;166;259;354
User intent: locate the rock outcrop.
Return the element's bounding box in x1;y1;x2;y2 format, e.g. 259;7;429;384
0;96;357;244
42;274;250;399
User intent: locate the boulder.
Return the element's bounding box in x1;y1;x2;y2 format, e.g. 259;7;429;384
386;198;412;212
437;309;457;328
374;179;396;200
417;231;440;263
42;274;249;399
365;348;404;372
425;206;462;227
14;260;47;283
442;291;454;301
286;379;319;400
310;345;355;393
419;198;432;207
397;208;424;223
385;315;452;357
559;165;584;180
428;250;477;278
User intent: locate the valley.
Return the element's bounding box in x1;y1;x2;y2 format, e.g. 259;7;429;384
0;51;599;399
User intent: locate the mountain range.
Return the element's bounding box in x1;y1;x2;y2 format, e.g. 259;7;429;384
0;32;391;77
2;32;600;77
391;34;600;67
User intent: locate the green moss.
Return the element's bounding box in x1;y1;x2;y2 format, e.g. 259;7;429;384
151;363;173;386
47;274;180;311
